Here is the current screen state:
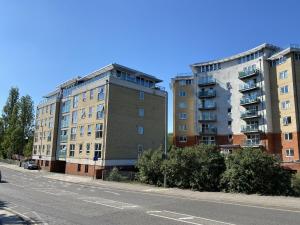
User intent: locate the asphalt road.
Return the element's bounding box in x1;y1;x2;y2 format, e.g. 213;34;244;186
0;166;300;225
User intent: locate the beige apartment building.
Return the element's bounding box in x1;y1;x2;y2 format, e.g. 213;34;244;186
33;63;167;177
172;43;300;171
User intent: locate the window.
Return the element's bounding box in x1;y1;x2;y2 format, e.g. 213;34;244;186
279;70;288;79
88;106;93;118
283;116;292;125
94;143;102;159
139;91;144;100
90;89;94;100
81;108;86;119
79;144;83;154
228;121;232;127
45;161;49;167
137;144;143;157
178;102;187;109
96;104;104;119
137;126;144;135
61;115;70;128
46;145;50;155
48;117;53;128
80;126;84;137
295;53;300;61
46;105;48;113
95;123;103;138
281;100;291;110
286;149;294;157
284;133;293;140
179;113;187;120
86;143;90;154
77;164;81;172
69;144;75;157
50;104;55;115
87;125;92;136
179;91;186;97
73;95;79;108
138;108;144;117
72;111;78;124
280;85;289;94
62;100;71;113
98;86;105;100
70;127;76;140
47;131;52;142
60;130;68;142
179;124;187;131
179;136;187;142
84;165;89;173
82;92;87;102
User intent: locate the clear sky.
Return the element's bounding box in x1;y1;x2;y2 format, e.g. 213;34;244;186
0;0;299;132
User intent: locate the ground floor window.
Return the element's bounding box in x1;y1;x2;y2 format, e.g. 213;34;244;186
286;148;294;157
77;164;81;172
45;161;49;167
84;165;89;173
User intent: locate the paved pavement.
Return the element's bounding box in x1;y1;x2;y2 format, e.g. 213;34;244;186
0;163;300;225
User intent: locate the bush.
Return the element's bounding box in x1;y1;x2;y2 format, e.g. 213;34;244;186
220;148;293;195
107;167;125;182
292;173;300;196
136;148;164;186
164;144;225;191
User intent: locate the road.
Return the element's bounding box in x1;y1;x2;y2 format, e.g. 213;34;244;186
0;166;300;225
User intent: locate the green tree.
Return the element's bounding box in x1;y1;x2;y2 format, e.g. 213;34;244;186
136;148;164;186
19;95;34;155
164;144;225;191
220;148;293;195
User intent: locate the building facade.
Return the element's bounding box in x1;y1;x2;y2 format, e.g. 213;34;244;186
172;43;300;171
33;63;167;177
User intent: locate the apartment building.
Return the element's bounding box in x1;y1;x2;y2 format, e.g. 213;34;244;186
33;63;167;177
172;43;300;171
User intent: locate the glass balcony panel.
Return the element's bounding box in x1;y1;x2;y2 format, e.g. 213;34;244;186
198;77;216;86
241;124;260;132
238;69;259;79
198;90;216;98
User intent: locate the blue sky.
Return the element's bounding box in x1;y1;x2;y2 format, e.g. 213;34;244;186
0;0;299;132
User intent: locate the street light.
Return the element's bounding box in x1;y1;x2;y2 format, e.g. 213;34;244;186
39;124;44;170
163;91;168;188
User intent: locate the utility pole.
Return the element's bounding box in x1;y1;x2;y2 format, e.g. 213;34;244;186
39;124;43;170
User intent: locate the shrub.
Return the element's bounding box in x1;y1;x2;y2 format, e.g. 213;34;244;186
164;144;225;191
136;148;164;186
220;148;293;195
107;167;125;182
292;173;300;196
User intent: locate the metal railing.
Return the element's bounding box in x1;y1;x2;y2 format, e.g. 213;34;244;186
199;127;217;134
198;77;216;86
60;135;68;142
239;83;258;91
242;139;261;146
238;69;259;79
240;97;260;105
198;90;216;98
199;102;216;109
240;109;260;118
199;114;217;121
199;140;216;145
241;124;260;133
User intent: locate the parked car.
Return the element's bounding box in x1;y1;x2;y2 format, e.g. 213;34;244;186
23;161;38;170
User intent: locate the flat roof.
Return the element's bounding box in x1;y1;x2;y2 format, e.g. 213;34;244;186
191;43;280;67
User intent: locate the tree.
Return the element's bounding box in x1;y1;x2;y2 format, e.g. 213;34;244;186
2;87;20;129
136;148;164;186
220;148;293;195
19;95;34;154
164;144;226;191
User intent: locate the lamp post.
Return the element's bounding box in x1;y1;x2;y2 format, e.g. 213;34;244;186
39;124;43;170
163;91;168;188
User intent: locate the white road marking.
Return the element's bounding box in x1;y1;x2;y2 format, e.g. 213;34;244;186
79;197;138;210
147;210;236;225
104;190;120;195
9;183;26;188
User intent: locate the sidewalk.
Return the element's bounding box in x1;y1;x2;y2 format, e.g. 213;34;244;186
0;208;27;225
1;162;300;212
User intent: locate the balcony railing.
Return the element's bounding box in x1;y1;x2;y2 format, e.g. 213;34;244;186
239;83;259;92
238;69;259;79
60;135;68;142
199;127;217;134
199;140;216;145
240;97;260;105
242;139;262;147
199;114;217;122
199;102;216;110
70;134;76;141
198;77;216;86
241;124;260;133
240;109;261;119
198;90;216;98
58;149;66;159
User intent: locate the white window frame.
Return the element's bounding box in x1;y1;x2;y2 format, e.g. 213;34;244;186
280;85;289;94
138;108;144;117
137;126;144;135
279;70;288;79
285;148;294;157
179;136;187;143
281;100;291;110
284;132;293;141
139;91;144;100
179;90;186;97
179;113;187;120
178;102;187;109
